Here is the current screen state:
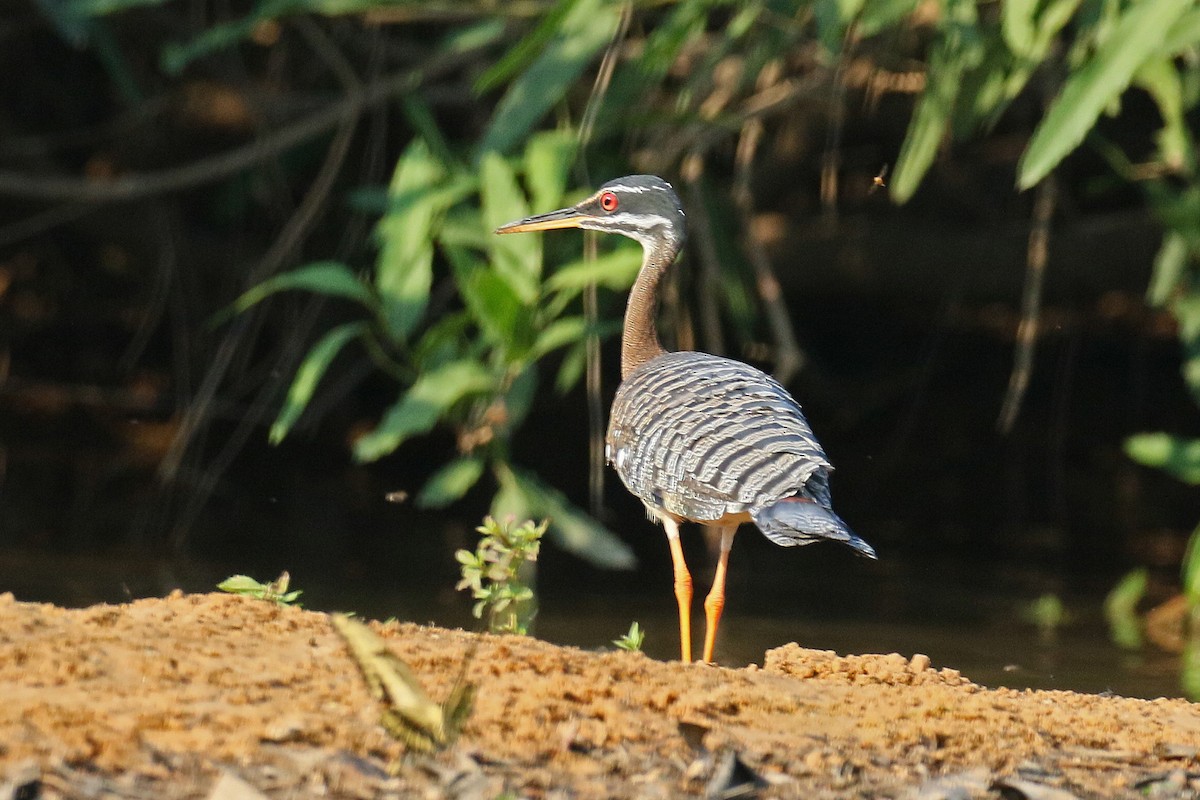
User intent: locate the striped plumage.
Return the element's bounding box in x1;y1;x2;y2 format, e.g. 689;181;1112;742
496;175;875;664
607;350;870;554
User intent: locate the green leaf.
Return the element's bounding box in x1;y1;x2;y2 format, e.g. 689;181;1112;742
1147;231;1188;307
813;0;856;54
555;341;588;393
446;246;533;356
502;467;636;570
270;321;368;445
439;17;506;58
225;261;376;323
375;140;444;341
524;131;578;214
1017;0;1193;190
1162;7;1200;55
217;575;265;594
474;0;576;94
353;360;494;462
503;365;539;432
416;457;486;509
1001;0;1038;57
1124;432;1200;484
481;153;541;303
530;316;589;360
546;247;643;293
858;0;919;37
890;2;980;204
162;0;299;74
1135;57;1195;175
1183;523;1200;606
477;0;620;157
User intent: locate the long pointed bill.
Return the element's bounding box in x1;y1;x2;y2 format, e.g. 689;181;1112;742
495;206;587;234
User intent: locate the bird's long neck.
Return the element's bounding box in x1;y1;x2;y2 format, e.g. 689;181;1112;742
621;236;679;378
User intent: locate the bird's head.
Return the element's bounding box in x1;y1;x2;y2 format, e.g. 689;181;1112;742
495;175;686;251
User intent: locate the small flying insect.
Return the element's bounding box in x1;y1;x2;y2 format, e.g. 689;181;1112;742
869;164;889;194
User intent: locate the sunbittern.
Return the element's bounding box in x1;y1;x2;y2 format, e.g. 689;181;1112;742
496;175;876;664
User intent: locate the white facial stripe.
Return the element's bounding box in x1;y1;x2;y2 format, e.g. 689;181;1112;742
597;212;673;230
600;182;672;195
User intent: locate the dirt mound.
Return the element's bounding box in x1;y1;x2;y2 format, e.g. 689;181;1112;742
763;643;970;686
1;592;1198;799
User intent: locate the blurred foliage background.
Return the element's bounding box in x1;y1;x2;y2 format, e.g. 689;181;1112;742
3;0;1200;689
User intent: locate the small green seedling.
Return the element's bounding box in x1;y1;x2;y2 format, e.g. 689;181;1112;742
218;572;303;606
456;516;546;634
613;622;645;652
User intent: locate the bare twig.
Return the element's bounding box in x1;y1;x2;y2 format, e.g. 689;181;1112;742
733;117;805;384
681;172;726;356
0;42;485;204
158;21;364;548
997;173;1057;433
577;1;632;516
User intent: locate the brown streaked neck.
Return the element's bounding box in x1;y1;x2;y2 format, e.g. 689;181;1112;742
620;237;679;378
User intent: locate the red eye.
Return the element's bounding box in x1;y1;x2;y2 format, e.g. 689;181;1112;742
599;191;619;212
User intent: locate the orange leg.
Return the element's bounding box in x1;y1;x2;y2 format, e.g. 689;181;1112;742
664;518;693;663
702;526;737;664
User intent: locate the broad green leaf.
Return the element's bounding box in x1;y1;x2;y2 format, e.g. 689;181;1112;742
504;365;538;431
413;312;471;371
813;0;852;54
1124;432;1200;484
1162;7;1200;55
447;245;533;354
1002;0;1039;57
726;2;762;40
477;0;620;157
1148;231;1188;307
1018;0;1193;190
1175;290;1200;341
225;261;376;322
960;0;1082;134
217;575;266;594
439;17;505;57
891;0;981;203
524;131;578;214
555;341;588;393
438;207;489;250
481;153;541;303
270;321;367;444
546;248;643;293
858;0;920;38
890;39;963;203
416;457;486;509
531;316;589;360
353;360;494;462
475;0;576;94
1135;57;1194;174
375;140;444;341
502;467;636;570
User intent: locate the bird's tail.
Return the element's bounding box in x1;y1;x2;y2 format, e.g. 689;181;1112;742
750;497;877;559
